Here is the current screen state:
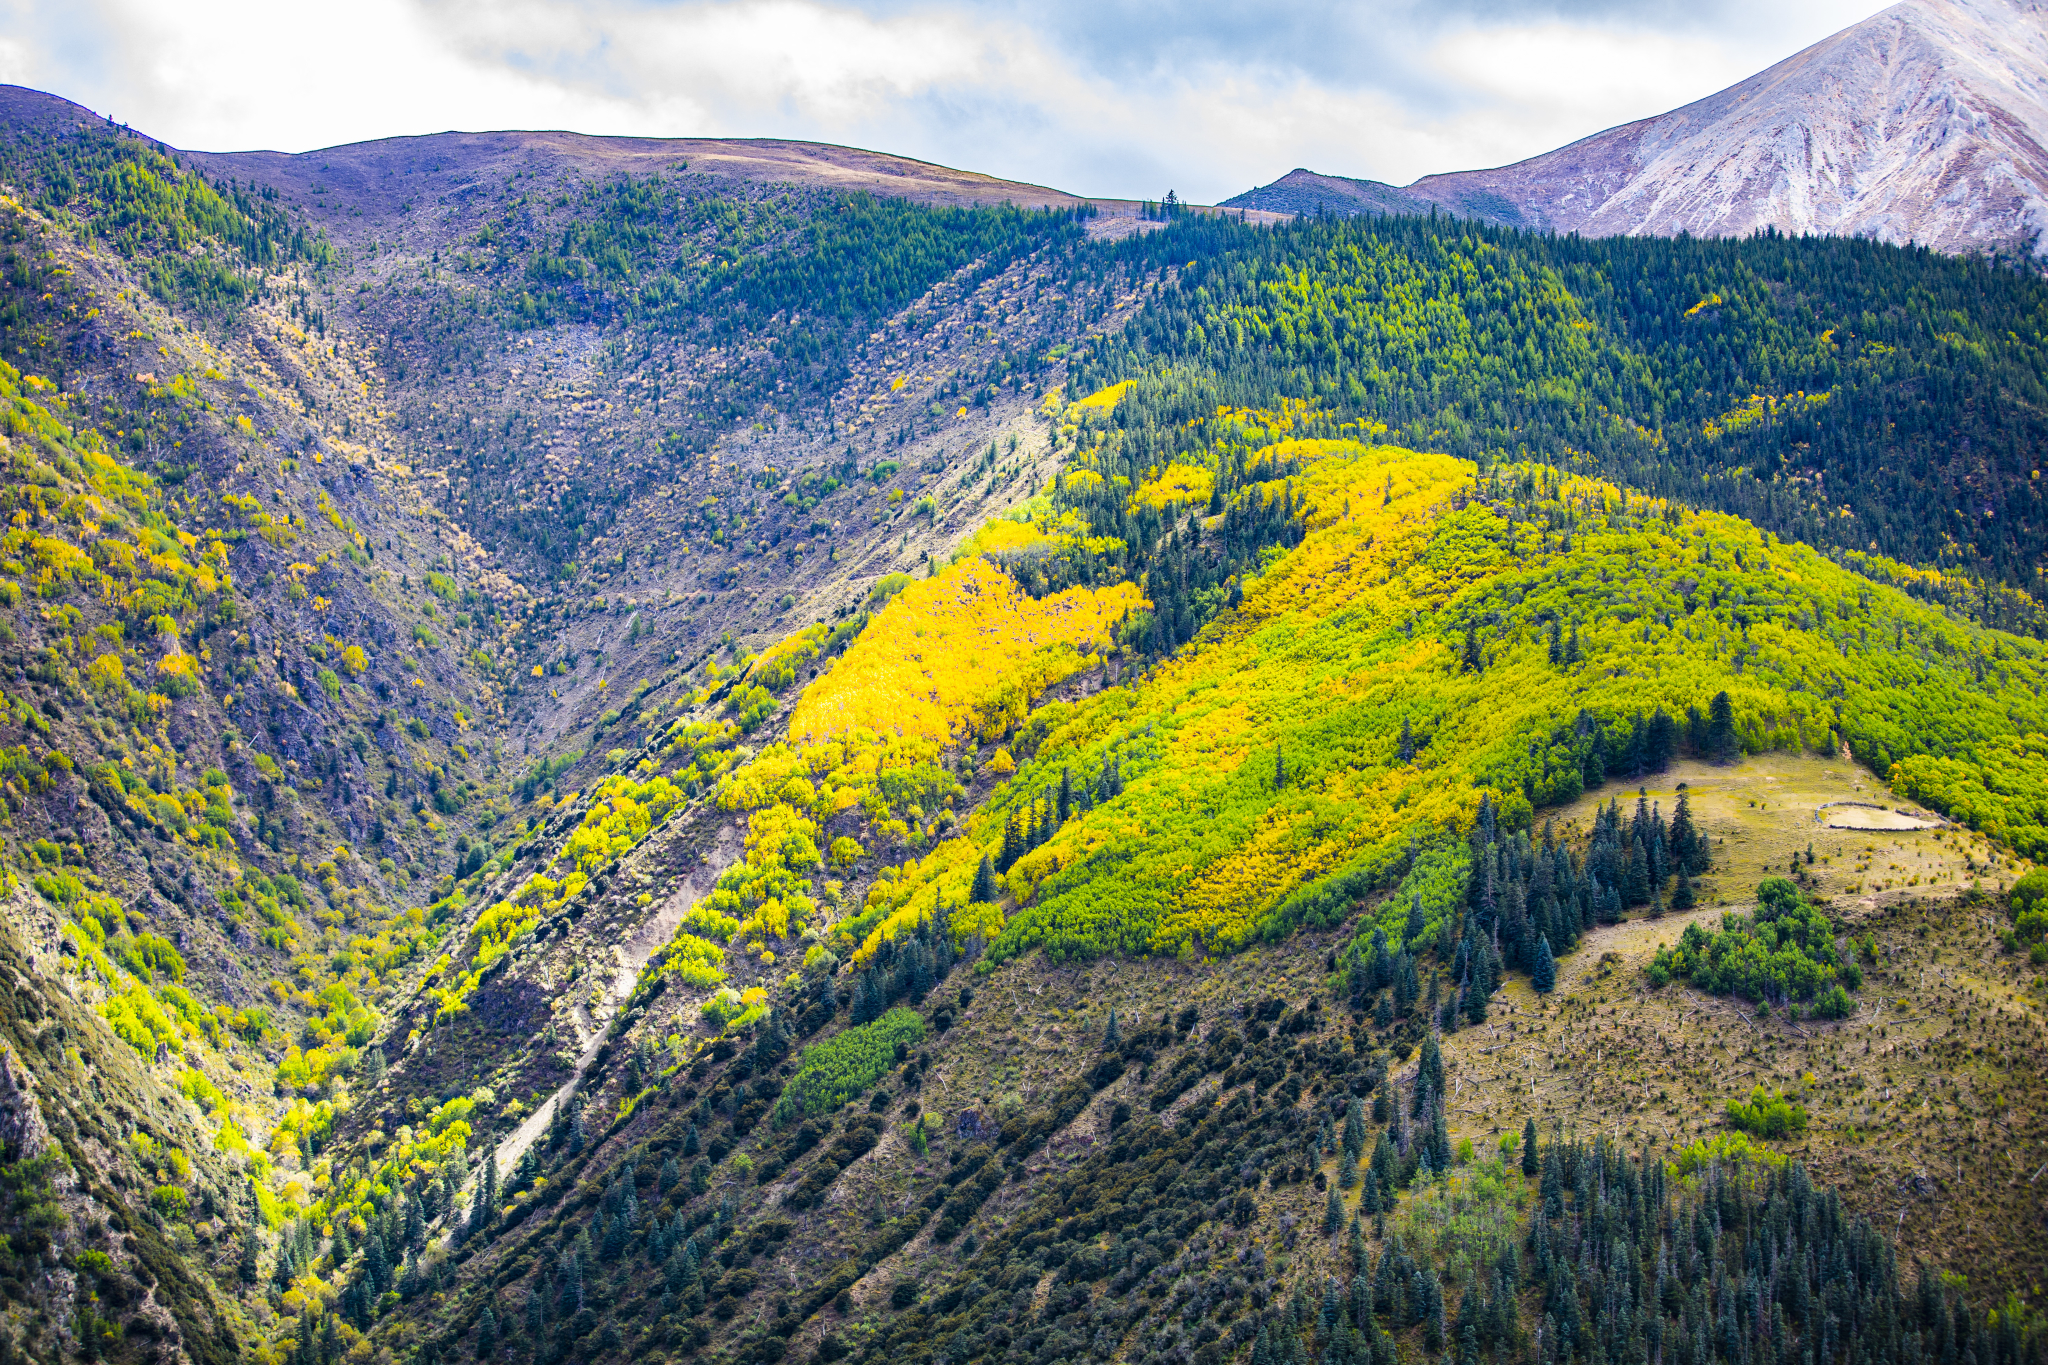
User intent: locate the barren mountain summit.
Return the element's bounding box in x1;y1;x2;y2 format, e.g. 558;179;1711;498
1233;0;2048;256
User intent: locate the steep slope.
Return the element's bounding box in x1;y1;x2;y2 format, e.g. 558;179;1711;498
1231;0;2048;260
0;90;1173;1365
345;424;2048;1365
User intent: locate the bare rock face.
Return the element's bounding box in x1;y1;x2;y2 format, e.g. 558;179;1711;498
1406;0;2048;256
0;1044;51;1161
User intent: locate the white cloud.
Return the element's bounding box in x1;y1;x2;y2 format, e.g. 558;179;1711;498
3;0;1890;201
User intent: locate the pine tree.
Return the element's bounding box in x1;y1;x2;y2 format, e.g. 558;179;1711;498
1414;1036;1443;1116
1672;866;1696;911
1324;1187;1344;1234
1531;935;1556;993
971;852;997;902
239;1233;261;1284
1398;717;1416;763
1058;767;1073;822
1275;748;1288;790
1623;836;1650;906
1103;1009;1120;1049
1521;1119;1539;1177
1707;690;1739;763
476;1305;497;1358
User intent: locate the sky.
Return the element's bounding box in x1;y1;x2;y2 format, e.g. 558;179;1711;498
0;0;1888;204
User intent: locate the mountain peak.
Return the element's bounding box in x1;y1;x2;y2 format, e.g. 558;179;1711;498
1233;0;2048;256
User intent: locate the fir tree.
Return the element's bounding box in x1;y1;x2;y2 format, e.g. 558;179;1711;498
1520;1119;1539;1177
1671;866;1696;911
1531;935;1556;993
1707;690;1739;763
1623;837;1650;906
971;852;997;902
476;1305;497;1358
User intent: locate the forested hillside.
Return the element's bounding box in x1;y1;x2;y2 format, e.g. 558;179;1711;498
0;86;2042;1365
1063;216;2048;632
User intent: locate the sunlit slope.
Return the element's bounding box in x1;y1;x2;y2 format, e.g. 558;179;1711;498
832;439;2048;964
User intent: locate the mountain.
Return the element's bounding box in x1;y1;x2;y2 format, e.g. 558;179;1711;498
0;78;2043;1365
1229;0;2048;259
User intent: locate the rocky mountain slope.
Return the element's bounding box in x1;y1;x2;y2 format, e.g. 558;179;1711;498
1229;0;2048;259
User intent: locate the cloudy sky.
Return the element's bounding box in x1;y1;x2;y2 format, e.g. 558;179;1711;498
1;0;1885;203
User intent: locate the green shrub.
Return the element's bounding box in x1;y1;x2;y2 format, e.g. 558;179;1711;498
1725;1086;1808;1139
1649;879;1847;1004
2012;868;2048;944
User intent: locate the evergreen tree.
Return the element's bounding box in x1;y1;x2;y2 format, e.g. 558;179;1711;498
1531;936;1556;993
1103;1009;1120;1049
1275;748;1288;790
1622;837;1650;906
239;1233;261;1284
1398;717;1416;763
1058;766;1073;822
1671;866;1696;911
1520;1119;1538;1177
1707;691;1739;763
476;1305;497;1358
971;852;997;902
1414;1036;1444;1116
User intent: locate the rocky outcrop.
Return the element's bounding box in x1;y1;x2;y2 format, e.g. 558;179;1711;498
0;1044;51;1161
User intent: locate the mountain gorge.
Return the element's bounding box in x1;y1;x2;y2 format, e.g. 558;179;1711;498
0;68;2041;1365
1228;0;2048;262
